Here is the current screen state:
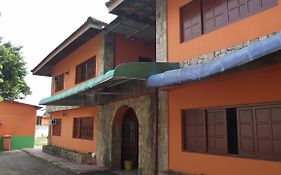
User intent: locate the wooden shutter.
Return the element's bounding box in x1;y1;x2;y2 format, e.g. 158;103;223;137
207;109;228;154
52;119;61;136
75;63;84;84
73;118;81;138
81;117;93;140
203;0;227;33
271;105;281;161
238;104;281;160
237;107;256;157
55;73;64;92
181;0;202;42
86;57;96;80
254;105;281;160
182;110;207;153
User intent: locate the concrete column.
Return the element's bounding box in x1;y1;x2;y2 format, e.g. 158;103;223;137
99;31;115;76
156;0;167;62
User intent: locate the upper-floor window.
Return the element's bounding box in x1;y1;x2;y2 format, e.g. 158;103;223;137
75;56;96;84
180;0;277;42
54;73;64;92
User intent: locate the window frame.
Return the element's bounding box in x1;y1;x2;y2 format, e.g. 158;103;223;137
180;0;278;43
75;56;96;84
73;117;94;140
52;119;62;136
54;73;64;92
181;103;281;162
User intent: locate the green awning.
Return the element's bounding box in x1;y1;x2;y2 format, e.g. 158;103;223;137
39;62;179;105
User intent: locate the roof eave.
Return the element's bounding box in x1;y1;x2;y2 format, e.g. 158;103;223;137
32;17;107;77
106;0;125;13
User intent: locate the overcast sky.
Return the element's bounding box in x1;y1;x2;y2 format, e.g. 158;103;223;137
0;0;116;106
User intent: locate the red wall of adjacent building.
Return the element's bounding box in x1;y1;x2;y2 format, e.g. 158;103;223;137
114;34;156;66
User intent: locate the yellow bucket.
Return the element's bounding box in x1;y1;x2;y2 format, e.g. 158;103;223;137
124;160;133;170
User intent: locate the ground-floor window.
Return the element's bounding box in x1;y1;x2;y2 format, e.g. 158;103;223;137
73;117;94;140
52;119;62;136
182;103;281;161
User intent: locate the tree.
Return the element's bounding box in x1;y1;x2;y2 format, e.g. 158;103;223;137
0;41;31;101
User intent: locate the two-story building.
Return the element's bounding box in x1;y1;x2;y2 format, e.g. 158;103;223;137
32;6;178;173
148;0;281;174
33;0;281;174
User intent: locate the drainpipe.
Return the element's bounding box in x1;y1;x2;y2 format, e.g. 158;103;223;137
154;88;159;175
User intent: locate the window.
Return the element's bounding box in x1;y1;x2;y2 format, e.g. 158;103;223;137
52;119;61;136
73;117;94;140
180;0;202;42
180;0;277;42
237;105;281;161
182;104;281;161
182;110;207;152
54;73;64;92
75;56;96;84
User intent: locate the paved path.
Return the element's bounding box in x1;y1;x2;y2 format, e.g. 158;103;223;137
0;150;73;175
24;148;106;174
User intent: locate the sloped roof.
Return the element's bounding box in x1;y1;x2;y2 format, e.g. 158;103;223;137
32;17;107;77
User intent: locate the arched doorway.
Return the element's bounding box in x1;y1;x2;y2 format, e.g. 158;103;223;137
112;106;139;171
121;108;139;169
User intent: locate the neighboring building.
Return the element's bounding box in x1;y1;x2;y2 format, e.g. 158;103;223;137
147;0;281;174
0;100;39;150
36;112;49;126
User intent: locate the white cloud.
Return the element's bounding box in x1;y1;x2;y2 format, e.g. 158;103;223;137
0;0;116;105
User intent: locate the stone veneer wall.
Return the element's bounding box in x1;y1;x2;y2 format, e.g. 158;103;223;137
42;145;90;164
96;94;156;175
156;0;167;62
156;0;169;173
99;31;115;76
46;105;79;113
157;90;168;174
180;31;280;68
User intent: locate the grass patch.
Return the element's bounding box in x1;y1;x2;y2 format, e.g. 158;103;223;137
35;137;48;147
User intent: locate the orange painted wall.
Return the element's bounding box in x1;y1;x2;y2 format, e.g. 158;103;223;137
167;0;281;62
167;64;281;175
52;34;101;94
0;101;36;136
50;106;96;153
114;34;156;66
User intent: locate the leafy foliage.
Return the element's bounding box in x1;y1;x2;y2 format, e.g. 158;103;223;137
0;42;31;100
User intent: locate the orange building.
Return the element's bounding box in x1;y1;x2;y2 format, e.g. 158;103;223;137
0;100;39;150
33;0;281;174
32;10;176;173
147;0;281;174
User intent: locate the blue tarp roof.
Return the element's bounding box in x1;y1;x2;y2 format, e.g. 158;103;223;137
147;33;281;88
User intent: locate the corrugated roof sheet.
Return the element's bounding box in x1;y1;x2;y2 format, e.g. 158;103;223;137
39;62;179;105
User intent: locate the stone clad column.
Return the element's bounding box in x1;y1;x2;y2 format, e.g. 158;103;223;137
99;31;115;76
156;0;169;174
156;0;167;63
